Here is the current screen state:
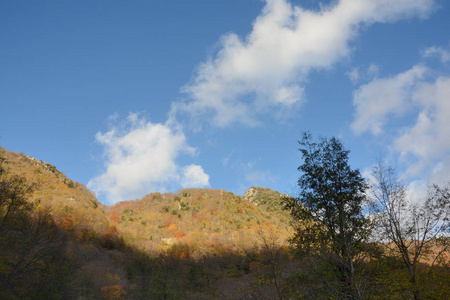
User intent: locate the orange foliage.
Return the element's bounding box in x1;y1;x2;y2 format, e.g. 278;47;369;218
179;248;189;260
101;285;127;300
108;226;119;235
170;244;190;260
111;214;120;223
176;231;186;239
168;223;177;231
62;214;73;231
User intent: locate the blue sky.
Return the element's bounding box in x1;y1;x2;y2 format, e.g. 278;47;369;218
1;0;449;205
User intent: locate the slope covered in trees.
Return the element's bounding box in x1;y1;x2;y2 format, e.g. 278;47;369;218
0;146;449;299
109;187;293;257
0;148;297;299
0;147;109;236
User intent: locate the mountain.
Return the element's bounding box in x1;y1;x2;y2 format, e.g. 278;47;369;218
0;147;296;299
109;187;293;257
0;147;110;236
0;147;294;255
3;148;447;299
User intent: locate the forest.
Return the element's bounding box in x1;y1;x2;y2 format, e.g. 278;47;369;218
0;135;449;299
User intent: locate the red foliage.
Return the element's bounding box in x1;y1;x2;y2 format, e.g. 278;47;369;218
108;226;119;235
62;214;74;231
176;231;186;240
169;244;190;260
111;214;120;223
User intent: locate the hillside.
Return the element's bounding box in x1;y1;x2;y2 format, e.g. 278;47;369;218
0;147;294;256
0;147;110;235
0;147;298;299
2;147;448;299
109;187;293;257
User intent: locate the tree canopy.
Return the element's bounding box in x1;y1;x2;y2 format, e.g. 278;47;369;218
285;132;371;299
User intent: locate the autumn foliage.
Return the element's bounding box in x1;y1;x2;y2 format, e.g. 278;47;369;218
0;147;449;299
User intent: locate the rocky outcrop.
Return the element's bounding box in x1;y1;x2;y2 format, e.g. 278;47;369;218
242;186;293;207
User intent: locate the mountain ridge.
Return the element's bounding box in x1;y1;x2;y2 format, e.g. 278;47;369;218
0;147;297;298
1;147;294;256
2;147;449;299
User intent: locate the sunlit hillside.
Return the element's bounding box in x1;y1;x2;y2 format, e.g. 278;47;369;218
0;147;109;235
1;147;294;256
109;187;293;257
0;148;299;299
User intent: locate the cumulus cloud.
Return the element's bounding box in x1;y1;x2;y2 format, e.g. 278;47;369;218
394;76;450;182
88;114;209;204
175;0;435;127
351;65;427;135
181;165;210;188
352;62;450;198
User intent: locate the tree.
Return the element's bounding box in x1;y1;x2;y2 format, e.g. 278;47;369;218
255;225;285;300
370;159;450;299
284;132;370;299
0;155;69;299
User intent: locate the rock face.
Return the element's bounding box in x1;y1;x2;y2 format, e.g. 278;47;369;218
161;238;177;245
243;187;264;206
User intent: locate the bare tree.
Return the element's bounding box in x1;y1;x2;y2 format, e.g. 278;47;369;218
256;225;285;300
370;159;450;299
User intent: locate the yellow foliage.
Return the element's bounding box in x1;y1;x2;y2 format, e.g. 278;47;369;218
105;272;121;284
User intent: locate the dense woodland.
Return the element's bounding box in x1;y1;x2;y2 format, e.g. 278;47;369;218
0;139;449;299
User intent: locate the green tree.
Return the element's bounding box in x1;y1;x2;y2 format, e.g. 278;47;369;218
284;133;370;299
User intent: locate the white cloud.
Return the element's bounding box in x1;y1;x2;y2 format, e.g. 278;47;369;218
422;45;450;63
394;76;450;182
351;65;427;135
180;165;210;188
367;64;380;78
347;67;360;84
347;64;379;84
275;85;304;105
352;63;450;198
88;113;209;204
175;0;435;127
